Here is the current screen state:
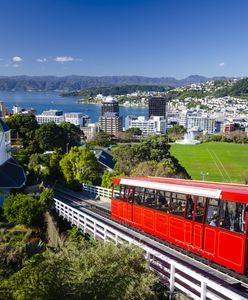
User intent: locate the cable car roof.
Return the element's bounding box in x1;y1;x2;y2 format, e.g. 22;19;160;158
116;177;248;202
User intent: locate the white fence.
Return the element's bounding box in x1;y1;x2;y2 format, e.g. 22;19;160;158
82;183;118;201
54;197;247;300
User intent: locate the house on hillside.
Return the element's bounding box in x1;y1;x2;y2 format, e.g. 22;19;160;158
0;119;26;205
93;149;115;171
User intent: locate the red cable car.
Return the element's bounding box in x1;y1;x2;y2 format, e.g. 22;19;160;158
111;176;248;274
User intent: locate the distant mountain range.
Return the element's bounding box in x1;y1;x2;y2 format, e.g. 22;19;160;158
0;75;233;92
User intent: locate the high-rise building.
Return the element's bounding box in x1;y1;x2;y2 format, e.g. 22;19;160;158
99;113;122;135
148;96;169;118
0;101;6;118
101;96;119;116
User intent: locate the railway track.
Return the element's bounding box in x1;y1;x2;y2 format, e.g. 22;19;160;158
54;188;248;294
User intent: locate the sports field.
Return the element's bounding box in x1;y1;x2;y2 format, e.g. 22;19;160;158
170;142;248;183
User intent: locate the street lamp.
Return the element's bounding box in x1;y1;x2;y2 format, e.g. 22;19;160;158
200;171;209;181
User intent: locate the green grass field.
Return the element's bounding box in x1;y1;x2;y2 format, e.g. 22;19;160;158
170;142;248;183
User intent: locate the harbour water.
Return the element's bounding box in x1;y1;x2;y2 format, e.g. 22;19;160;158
0;91;148;123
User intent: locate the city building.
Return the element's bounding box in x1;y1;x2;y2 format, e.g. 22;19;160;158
99;113;122;135
0;101;6;118
187;115;216;134
224;123;235;133
64;112;91;127
101;96;119;116
99;96;122;135
0;119;26;205
126;115;166;136
81;123;101;140
148;96;169;118
179;110;216;134
12;105;36;115
125;115;139;130
36;109;64;125
12;105;22;114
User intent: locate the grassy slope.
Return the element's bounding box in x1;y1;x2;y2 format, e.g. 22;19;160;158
170;142;248;183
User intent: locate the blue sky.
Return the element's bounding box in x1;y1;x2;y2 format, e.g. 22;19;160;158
0;0;248;78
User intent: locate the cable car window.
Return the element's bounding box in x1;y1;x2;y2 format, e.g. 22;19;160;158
127;186;134;203
113;184;121;199
155;190;169;211
195;197;206;223
133;187;145;205
143;189;156;207
186;196;194;220
170;193;186;217
121;185;128;202
219;200;247;233
206;198;220;227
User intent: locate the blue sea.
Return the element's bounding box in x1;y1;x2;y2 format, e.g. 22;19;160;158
0;91;148;123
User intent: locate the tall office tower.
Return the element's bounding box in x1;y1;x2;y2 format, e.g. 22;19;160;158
99;113;122;136
148;96;169;118
0;101;6;118
101;96;119;116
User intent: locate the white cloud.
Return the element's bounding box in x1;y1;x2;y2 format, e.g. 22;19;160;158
218;62;225;67
36;58;48;63
54;56;83;63
12;56;23;62
55;56;74;63
12;63;19;68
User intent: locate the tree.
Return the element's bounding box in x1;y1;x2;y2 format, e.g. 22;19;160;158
0;239;158;300
3;194;41;226
101;170;124;189
112;136;189;178
28;149;64;181
126;127;142;136
5;114;39;149
88;132;113;147
28;153;51;179
3;189;53;227
35;123;65;151
131;159;177;177
138;136;171;162
60;122;81;149
112;144;142;175
60;147;100;185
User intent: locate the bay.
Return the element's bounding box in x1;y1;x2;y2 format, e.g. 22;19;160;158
0;91;148;123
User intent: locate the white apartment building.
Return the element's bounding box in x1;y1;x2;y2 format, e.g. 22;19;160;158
64;112;91;127
179;110;216;134
187;116;216;133
36;109;64;125
126;115;166;136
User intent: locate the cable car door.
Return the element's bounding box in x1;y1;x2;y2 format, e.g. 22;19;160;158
123;186;133;224
192;196;206;252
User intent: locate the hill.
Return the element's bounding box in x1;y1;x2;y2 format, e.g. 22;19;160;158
214;78;248;98
61;84;171;98
0;75;231;92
